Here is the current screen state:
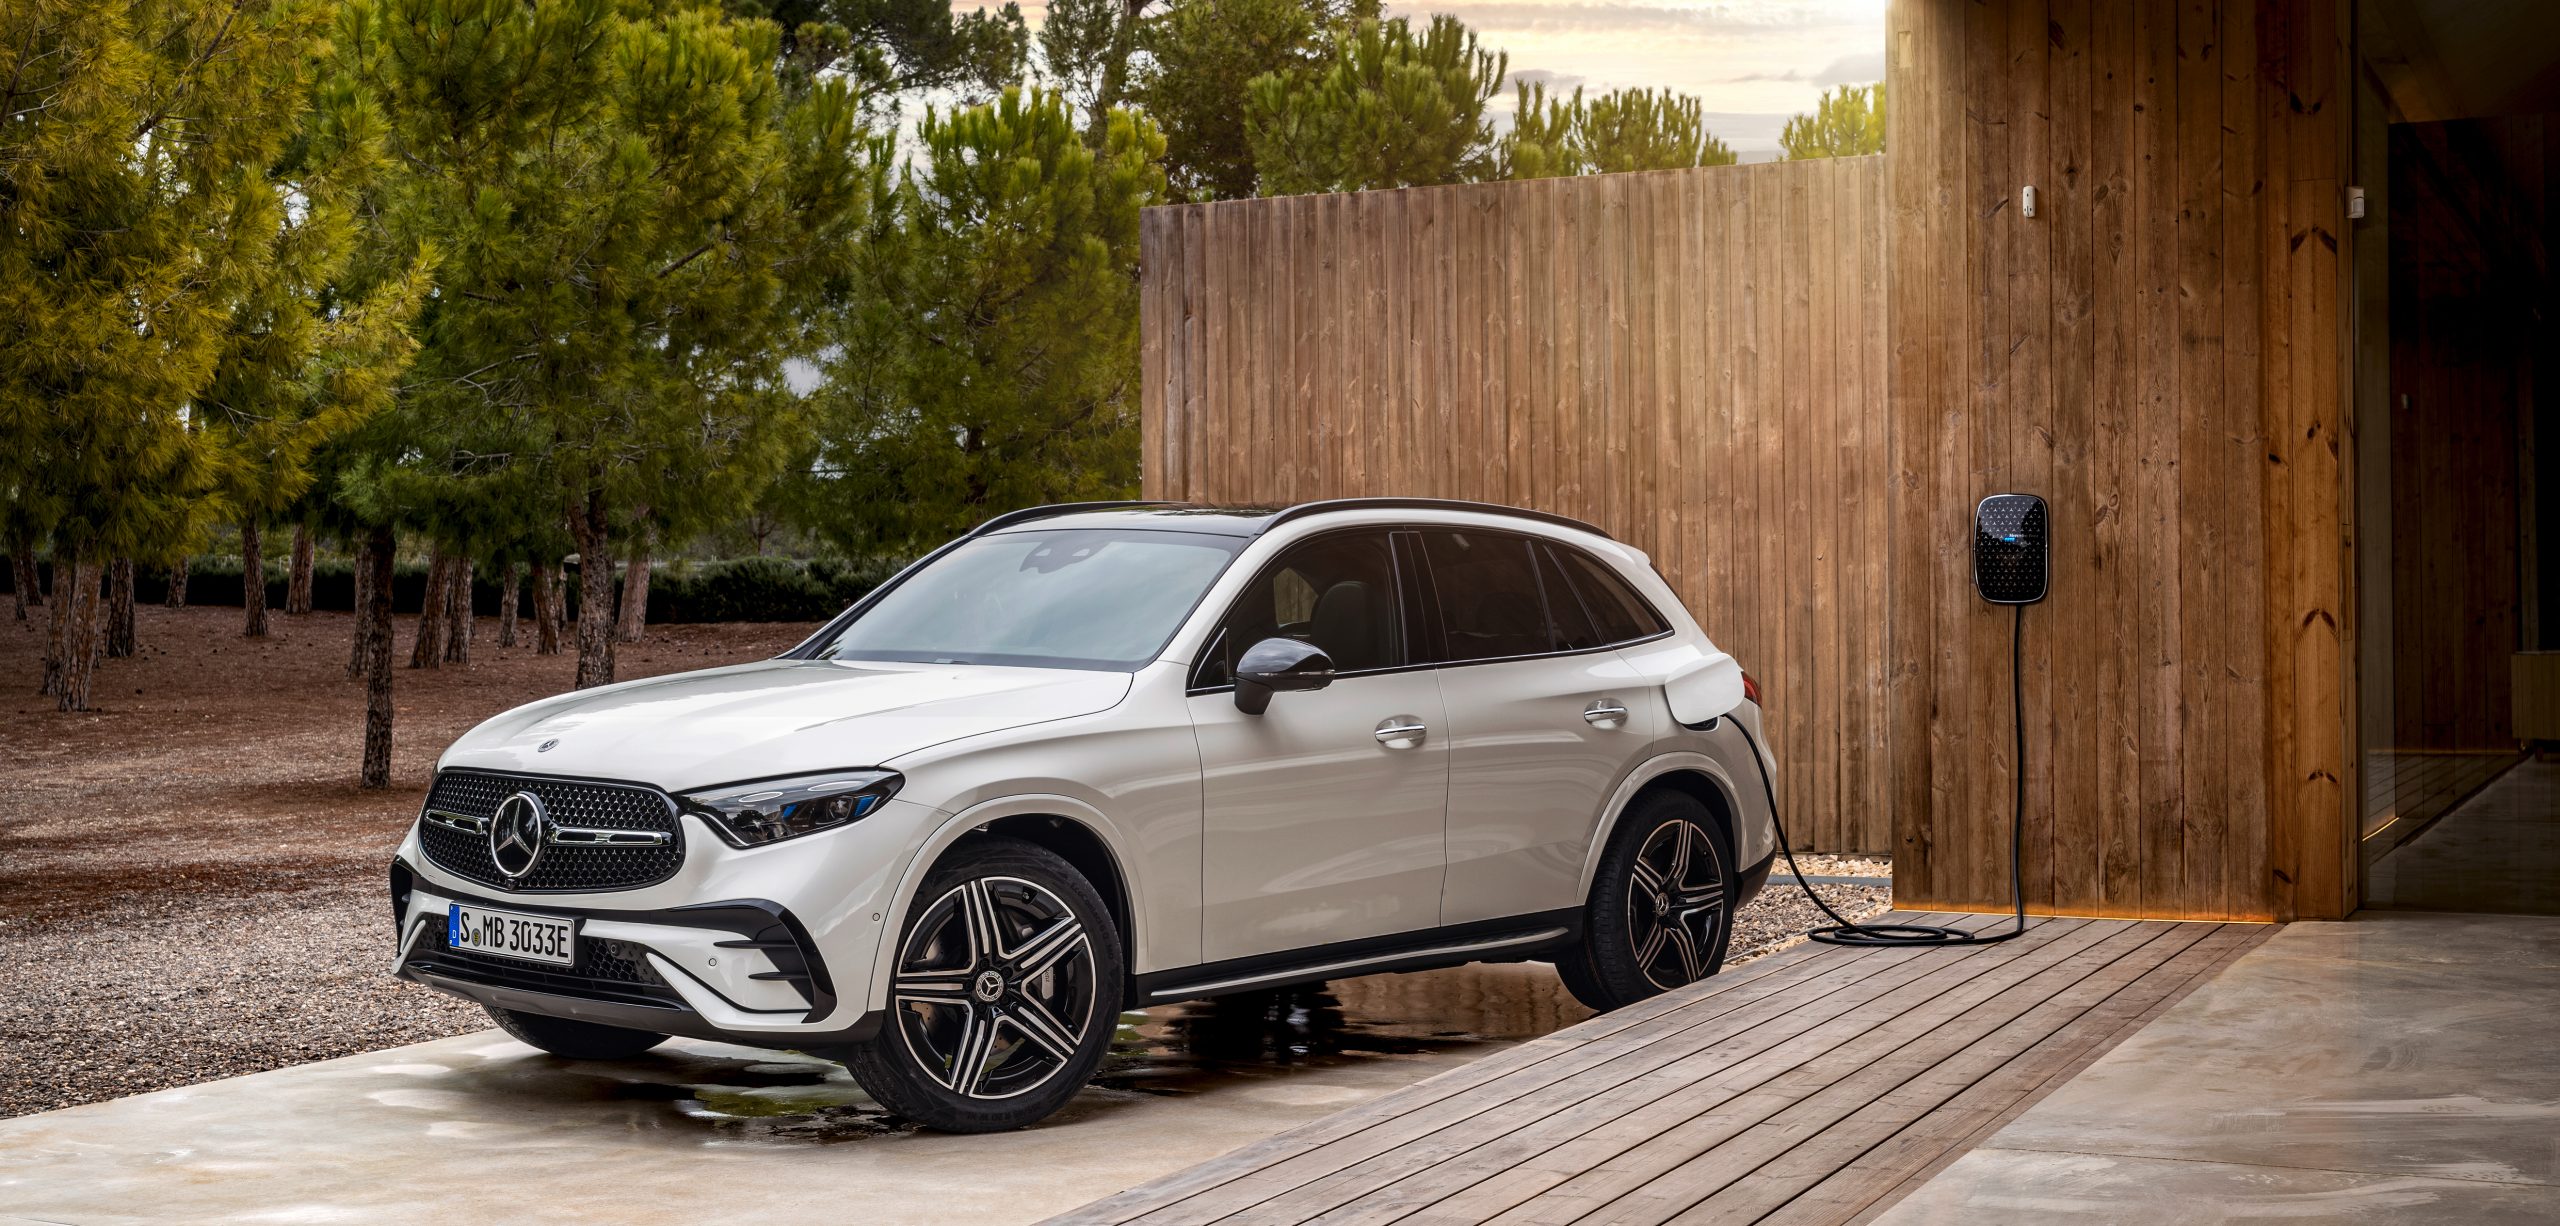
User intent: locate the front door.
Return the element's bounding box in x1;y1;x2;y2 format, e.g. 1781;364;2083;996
1187;529;1450;963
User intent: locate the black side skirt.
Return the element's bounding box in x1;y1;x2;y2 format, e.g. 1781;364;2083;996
1132;908;1583;1006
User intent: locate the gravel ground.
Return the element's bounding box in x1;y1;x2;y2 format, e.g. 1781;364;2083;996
0;607;816;1118
0;605;1893;1118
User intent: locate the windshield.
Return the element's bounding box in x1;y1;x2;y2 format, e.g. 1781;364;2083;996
813;528;1246;670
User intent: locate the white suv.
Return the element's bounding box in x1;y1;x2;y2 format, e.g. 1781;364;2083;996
391;499;1778;1131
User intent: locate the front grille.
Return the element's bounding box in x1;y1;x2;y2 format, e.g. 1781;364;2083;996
418;770;685;893
409;922;685;1009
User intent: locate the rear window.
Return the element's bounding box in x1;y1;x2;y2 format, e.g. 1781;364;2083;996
1546;544;1671;645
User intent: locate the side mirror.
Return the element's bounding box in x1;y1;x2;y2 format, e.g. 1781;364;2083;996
1233;637;1335;715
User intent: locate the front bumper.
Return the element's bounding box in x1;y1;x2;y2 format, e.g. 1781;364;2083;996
393;874;882;1051
390;793;946;1048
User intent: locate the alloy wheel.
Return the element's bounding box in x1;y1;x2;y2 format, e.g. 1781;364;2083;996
891;875;1098;1100
1625;818;1727;991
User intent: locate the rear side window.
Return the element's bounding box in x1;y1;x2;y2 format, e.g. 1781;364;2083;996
1546;544;1671;645
1423;530;1574;662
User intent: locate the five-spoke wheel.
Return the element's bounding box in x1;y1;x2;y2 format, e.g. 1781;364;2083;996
1555;790;1737;1012
846;837;1123;1131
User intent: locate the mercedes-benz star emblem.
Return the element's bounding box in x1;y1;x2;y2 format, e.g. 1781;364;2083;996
489;791;551;880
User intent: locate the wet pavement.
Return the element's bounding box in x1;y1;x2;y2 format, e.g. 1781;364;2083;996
0;962;1593;1226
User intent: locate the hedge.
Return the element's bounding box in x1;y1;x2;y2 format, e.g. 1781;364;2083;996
1;555;896;624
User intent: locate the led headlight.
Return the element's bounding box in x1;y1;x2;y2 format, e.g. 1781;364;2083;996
678;770;902;848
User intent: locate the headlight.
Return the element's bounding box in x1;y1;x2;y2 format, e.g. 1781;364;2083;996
678;770;903;848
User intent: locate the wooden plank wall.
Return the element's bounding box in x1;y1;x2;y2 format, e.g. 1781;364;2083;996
1138;157;1893;853
1888;0;2352;921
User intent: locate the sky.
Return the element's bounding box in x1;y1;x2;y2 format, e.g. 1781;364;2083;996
963;0;1888;161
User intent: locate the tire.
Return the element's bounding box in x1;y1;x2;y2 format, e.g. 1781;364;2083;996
846;836;1124;1133
1554;790;1738;1013
487;1006;668;1060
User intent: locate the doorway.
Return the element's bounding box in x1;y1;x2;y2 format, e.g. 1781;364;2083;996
2352;0;2560;914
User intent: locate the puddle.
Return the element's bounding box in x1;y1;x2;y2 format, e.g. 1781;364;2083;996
483;961;1594;1144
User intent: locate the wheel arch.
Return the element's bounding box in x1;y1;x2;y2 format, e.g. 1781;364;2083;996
1575;753;1750;902
865;795;1145;1015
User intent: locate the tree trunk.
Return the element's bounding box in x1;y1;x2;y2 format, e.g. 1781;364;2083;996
104;559;135;657
360;524;397;788
165;556;188;607
241;521;270;638
443;556;473;664
409;551;448;669
39;562;70;695
8;542;34;619
533;559;563;654
348;533;375;679
568;495;615;689
615;533;651;643
57;555;104;712
497;561;521;647
286;524;315;614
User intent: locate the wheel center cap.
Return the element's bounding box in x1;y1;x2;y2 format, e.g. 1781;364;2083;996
972;970;1005;1003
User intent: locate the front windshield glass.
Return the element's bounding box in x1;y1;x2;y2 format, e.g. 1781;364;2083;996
813;528;1245;670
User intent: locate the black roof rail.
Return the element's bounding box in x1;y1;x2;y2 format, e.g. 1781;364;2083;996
1255;497;1612;541
970;500;1197;534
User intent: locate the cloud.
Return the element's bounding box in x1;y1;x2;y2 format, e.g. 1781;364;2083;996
1503;67;1590;90
1397;1;1875;36
1715;51;1883;86
1813;50;1885;86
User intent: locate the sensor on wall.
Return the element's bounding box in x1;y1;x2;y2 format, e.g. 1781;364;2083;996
1973;493;2048;605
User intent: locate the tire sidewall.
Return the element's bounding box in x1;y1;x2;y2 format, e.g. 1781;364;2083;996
848;836;1125;1132
1576;791;1737;1009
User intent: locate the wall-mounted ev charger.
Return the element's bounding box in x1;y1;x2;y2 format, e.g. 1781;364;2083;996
1747;494;2046;948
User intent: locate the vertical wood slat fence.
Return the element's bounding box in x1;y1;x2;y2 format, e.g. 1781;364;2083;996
1139;156;1890;853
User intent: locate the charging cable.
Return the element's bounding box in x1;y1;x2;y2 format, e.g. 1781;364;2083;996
1735;604;2031;947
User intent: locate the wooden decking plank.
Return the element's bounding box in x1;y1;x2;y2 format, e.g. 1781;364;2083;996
1113;920;2036;1225
1654;922;2240;1223
1291;919;2122;1226
1046;917;2265;1226
1049;927;1917;1225
1479;921;2183;1226
1822;921;2275;1226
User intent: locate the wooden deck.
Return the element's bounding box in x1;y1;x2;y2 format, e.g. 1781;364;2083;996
1048;912;2271;1226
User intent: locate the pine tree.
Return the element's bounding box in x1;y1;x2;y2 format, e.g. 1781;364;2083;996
1130;0;1372;200
811;89;1163;554
1779;83;1885;160
1498;83;1736;179
0;0;364;708
341;0;876;689
1243;15;1505;195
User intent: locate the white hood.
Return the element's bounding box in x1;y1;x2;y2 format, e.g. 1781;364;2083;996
436;658;1133;792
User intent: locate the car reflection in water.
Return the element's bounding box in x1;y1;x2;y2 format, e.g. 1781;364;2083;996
1098;961;1596;1098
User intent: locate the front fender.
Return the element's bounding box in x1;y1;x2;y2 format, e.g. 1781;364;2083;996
860;794;1159;1017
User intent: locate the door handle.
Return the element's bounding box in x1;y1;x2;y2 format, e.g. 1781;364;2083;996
1583;699;1629;728
1374;717;1428;747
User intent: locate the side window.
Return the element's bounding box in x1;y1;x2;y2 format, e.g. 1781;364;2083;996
1422;530;1559;662
1192;531;1404;688
1547;544;1672;645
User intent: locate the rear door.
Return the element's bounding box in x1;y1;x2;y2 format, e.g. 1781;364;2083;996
1419;530;1660;926
1186;529;1451;962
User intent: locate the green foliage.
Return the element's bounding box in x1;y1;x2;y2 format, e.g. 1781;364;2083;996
810;88;1164;555
722;0;1026;97
0;0;341;565
335;0;879;564
1131;0;1372;200
637;555;895;622
1244;15;1506;195
1780;83;1885;160
1499;82;1737;179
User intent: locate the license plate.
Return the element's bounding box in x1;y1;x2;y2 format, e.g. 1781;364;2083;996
447;903;577;967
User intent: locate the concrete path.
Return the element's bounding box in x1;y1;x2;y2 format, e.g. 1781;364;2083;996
0;963;1588;1225
1876;911;2560;1223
